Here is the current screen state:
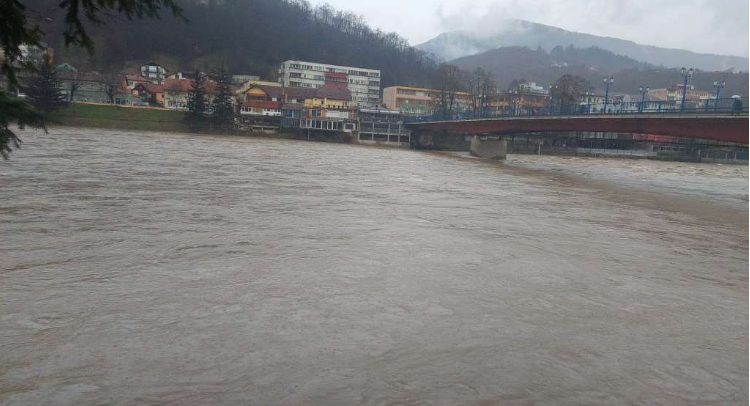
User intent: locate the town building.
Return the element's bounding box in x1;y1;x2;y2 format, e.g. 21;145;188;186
490;91;550;115
140;62;167;84
356;107;410;146
278;60;381;107
232;74;260;86
162;78;221;111
132;82;165;106
519;82;548;94
58;72;137;105
649;84;714;102
382;86;473;116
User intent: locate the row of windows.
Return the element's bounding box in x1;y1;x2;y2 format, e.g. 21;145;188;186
286;63;379;78
302;120;348;130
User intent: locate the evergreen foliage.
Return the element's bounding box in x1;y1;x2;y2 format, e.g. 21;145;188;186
185;70;208;128
0;0;181;158
211;65;235;129
24;55;69;114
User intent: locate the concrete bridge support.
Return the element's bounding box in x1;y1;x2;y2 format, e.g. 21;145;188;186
470;136;507;160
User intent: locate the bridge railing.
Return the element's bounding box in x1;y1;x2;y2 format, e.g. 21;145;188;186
402;97;749;123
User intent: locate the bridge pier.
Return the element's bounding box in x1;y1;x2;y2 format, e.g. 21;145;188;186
412;130;472;151
470;136;507;160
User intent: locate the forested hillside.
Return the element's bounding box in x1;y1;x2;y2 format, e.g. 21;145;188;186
452;46;749;95
30;0;437;87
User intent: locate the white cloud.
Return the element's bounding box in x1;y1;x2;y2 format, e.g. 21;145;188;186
309;0;749;57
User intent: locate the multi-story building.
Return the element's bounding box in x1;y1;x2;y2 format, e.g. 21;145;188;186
141;61;167;84
238;83;356;132
278;60;381;108
383;86;473;116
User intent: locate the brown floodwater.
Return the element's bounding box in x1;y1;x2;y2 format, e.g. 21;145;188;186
1;127;747;406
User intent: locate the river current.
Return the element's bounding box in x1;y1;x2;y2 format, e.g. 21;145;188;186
1;127;747;405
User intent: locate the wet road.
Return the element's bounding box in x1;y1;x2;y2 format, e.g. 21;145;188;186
1;128;747;405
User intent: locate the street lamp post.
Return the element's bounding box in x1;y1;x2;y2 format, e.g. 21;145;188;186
680;67;694;112
603;76;614;113
549;85;557;115
713;80;725;111
639;86;649;113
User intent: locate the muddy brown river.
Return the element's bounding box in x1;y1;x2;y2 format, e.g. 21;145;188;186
1;127;747;405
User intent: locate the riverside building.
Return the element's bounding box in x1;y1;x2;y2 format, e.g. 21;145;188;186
278;60;381;107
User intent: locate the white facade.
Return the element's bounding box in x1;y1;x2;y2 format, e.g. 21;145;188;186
141;62;166;84
520;82;548;94
278;60;381;108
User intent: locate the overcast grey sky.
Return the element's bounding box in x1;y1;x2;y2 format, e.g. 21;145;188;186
309;0;749;57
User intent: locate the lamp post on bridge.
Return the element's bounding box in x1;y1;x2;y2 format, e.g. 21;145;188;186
713;80;725;111
549;85;557;115
680;67;694;112
639;86;649;113
510;90;519;116
603;76;614;113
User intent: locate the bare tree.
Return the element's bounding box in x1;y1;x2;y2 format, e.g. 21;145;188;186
469;68;496;117
551;74;592;114
434;63;465;119
507;78;528;92
67;72;81;102
101;73;123;104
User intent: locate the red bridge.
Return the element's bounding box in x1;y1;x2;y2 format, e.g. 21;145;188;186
406;114;749;145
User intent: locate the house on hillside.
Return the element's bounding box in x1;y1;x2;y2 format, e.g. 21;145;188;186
141;61;167;84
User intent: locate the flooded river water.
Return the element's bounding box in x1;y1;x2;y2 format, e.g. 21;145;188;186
1;127;747;406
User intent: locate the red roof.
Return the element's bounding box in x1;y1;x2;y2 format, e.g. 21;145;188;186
135;82;164;93
315;85;351;101
163;78;220;94
284;87;317;100
126;74;150;82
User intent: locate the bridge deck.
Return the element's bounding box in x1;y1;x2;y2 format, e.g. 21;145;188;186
406;115;749;144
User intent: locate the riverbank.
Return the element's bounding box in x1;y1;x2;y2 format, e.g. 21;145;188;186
48;103;747;164
49;103;356;143
51;103;189;132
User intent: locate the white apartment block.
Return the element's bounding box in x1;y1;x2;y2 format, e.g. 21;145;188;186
278;60;381;107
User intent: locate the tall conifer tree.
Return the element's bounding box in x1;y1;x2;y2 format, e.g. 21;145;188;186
25;55;68;115
211;65;234;129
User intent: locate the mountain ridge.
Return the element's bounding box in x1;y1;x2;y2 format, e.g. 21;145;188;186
417;20;749;72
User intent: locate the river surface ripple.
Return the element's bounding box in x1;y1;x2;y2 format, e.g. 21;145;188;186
1;128;748;406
